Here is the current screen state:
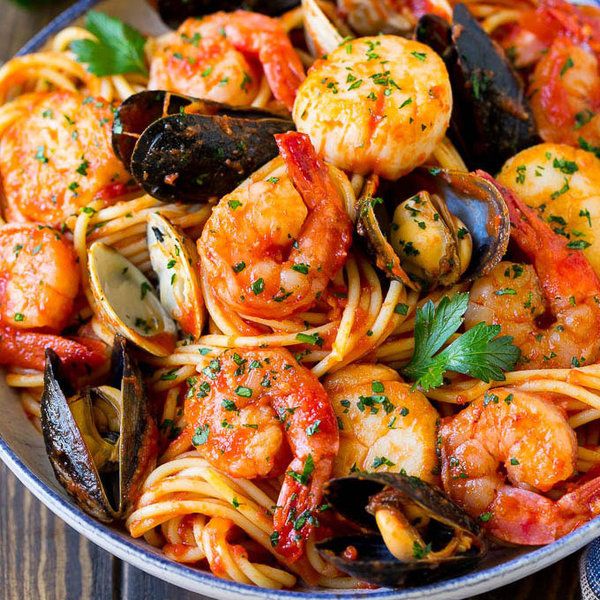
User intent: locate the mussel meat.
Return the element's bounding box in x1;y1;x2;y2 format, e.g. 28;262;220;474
356;168;510;291
149;0;301;29
416;4;540;173
88;241;178;356
147;213;205;339
113;90;295;203
316;472;486;587
41;335;158;522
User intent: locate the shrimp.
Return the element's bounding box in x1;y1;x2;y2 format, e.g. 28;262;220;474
148;11;305;112
465;174;600;369
0;91;131;225
182;347;339;561
336;0;451;36
323;364;439;482
293;35;452;180
497;143;600;277
439;388;600;545
0;223;79;331
198;131;352;320
529;38;600;146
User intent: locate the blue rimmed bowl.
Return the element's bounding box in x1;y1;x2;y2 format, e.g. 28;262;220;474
1;1;599;598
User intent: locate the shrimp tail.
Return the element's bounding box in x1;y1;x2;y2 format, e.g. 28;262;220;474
275;131;352;271
0;325;107;372
273;456;332;562
477;171;600;305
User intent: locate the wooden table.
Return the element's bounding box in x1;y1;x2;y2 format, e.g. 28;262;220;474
0;2;585;598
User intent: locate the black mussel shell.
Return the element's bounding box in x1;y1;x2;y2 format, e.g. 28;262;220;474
40;335;157;522
152;0;300;29
416;4;539;173
114;91;295;203
316;473;486;587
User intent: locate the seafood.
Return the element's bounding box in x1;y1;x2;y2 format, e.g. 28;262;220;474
323;364;439;482
416;4;539;173
356;168;510;290
316;473;486;586
88;242;177;356
41;335;158;522
337;0;451;36
497;143;600;277
113;90;295;203
182;347;339;561
439;388;600;544
147;213;205;339
293;35;452;180
0;223;79;331
529;39;600;147
466;173;600;369
0;91;130;224
198;131;352;319
148;11;305;111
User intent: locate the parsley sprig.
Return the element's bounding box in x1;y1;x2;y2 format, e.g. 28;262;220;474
71;11;148;77
402;293;520;391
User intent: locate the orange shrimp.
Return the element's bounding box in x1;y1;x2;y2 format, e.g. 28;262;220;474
149;11;305;112
466;174;600;369
0;223;79;331
198;131;352;320
182;347;339;562
0;91;131;225
440;387;600;545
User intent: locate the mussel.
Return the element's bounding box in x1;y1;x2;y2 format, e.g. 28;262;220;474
149;0;300;29
147;213;205;339
41;335;158;522
113;90;295;203
416;4;539;173
88;242;178;356
316;472;486;587
356;168;510;291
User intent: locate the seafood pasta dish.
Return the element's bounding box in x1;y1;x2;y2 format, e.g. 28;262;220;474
2;0;600;590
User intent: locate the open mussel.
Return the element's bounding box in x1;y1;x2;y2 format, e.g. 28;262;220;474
113;90;295;203
88;242;178;356
416;4;539;173
41;335;158;522
316;472;486;587
149;0;300;29
356;168;510;291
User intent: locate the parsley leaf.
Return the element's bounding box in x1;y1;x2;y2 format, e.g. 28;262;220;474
402;293;520;391
71;11;148;77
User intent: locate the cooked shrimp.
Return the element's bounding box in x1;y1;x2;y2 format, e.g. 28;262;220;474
293;35;452;180
182;347;339;562
529;38;600;146
198;131;352;320
323;364;439;482
337;0;451;36
0;223;79;331
465;175;600;369
440;388;600;545
497;143;600;276
0;91;130;225
148;11;305;111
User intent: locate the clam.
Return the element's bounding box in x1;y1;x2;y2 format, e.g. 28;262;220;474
148;0;301;29
416;4;539;173
147;213;205;339
40;335;158;522
88;242;177;356
356;168;510;291
112;90;295;204
316;472;486;587
302;0;352;57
